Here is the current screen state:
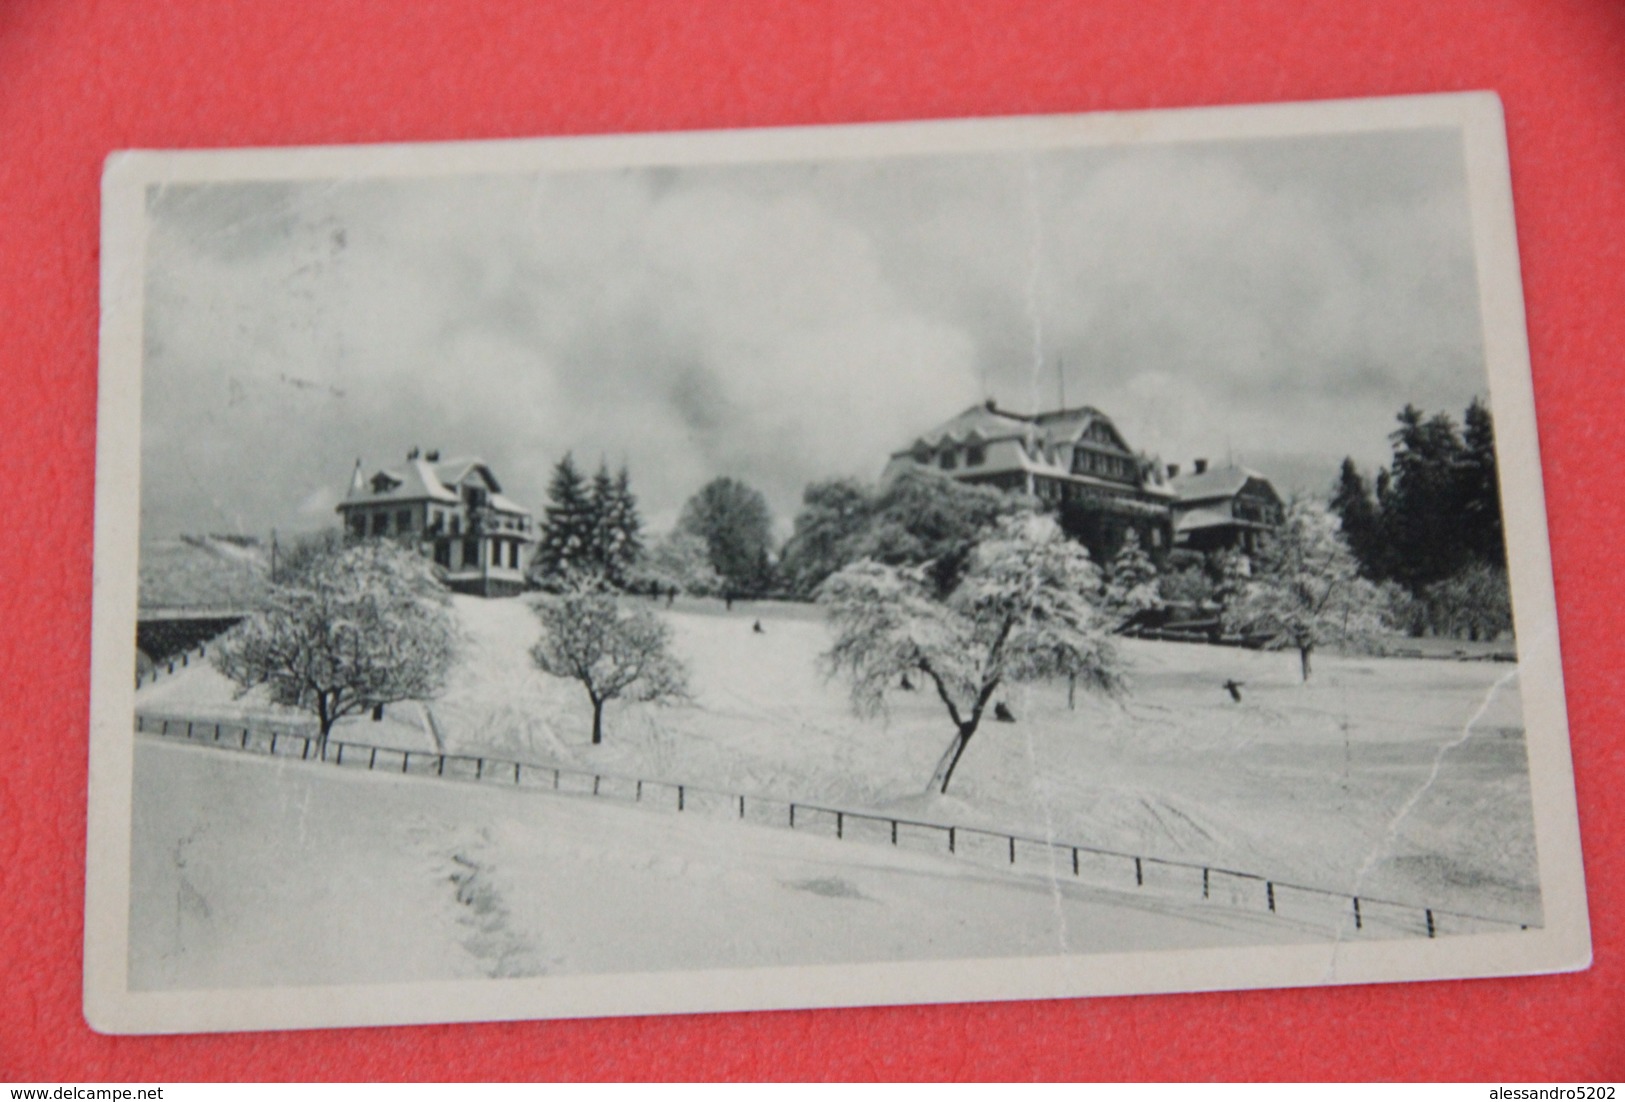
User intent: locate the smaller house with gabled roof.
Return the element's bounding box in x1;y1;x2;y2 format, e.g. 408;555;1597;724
336;448;537;597
1167;459;1283;555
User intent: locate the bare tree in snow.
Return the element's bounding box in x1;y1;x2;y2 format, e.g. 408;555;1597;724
1222;498;1387;681
820;514;1124;795
212;540;457;758
531;578;690;745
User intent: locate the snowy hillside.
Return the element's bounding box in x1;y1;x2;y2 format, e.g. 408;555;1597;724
137;592;1540;926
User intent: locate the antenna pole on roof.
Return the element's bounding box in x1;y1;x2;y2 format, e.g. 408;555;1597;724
1057;356;1066;412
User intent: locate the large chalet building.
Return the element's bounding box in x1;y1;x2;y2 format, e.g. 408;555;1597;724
337;450;537;597
884;400;1281;562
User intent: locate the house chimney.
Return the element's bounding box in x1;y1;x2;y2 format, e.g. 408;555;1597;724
1193;458;1209;474
408;445;421;460
426;449;440;462
1166;463;1180;479
984;397;998;413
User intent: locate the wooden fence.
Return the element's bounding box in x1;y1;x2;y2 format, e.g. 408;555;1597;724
133;712;1533;942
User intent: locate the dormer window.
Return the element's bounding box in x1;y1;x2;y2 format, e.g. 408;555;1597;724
966;444;986;467
939;450;958;471
371;472;402;494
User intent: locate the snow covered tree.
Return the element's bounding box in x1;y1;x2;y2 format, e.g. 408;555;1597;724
212;540;457;758
626;530;723;597
820;514;1123;795
1425;561;1513;642
1101;529;1163;625
678;477;775;597
531;580;689;745
533;454;596;585
1222;499;1386;681
587;463;644;588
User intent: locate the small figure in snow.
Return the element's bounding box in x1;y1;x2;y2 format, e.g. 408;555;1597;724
752;620;765;634
993;701;1017;723
666;586;677;608
900;672;915;691
1223;679;1244;703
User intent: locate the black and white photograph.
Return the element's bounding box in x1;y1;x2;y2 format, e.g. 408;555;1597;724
85;92;1589;1033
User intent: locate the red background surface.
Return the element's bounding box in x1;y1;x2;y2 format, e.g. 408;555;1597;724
1;0;1621;1081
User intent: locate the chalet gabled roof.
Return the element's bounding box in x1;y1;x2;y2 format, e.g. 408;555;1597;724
1170;464;1278;504
897;401;1128;454
338;454;537;518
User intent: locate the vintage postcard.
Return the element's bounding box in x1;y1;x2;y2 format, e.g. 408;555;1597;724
86;92;1589;1034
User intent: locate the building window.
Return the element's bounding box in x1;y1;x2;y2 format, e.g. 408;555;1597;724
463;538;478;566
939;450;957;470
372;512;388;536
397;509;411;533
450;515;461;536
508;542;520;569
349;516;365;537
434;541;451;567
491;541;501;567
966;444;986;467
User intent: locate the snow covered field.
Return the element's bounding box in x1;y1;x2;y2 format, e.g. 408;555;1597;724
132;589;1541;989
130;737;1327;990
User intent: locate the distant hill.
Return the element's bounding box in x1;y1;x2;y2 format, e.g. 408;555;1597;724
138;535;271;612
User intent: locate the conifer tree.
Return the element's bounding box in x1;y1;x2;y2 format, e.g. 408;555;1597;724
533;454;595;585
586;463;644;587
1101;529;1162;625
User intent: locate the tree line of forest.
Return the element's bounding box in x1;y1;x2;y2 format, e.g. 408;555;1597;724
1331;398;1511;642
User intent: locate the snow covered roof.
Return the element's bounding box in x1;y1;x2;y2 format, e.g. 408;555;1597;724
1170;464;1277;504
338;455;531;516
888;401;1173;499
1173;507;1238;533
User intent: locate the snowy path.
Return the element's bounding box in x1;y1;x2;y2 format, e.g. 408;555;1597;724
130;738;1320;991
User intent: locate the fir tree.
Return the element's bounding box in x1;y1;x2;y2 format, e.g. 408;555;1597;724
533;454;596;585
1101;529;1162;625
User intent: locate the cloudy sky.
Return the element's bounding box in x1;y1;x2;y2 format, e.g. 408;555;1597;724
139;124;1488;541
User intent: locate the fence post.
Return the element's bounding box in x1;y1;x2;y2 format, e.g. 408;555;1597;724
891;820;898;845
789;803;796;828
593;775;600;796
1203;867;1210;899
301;736;310;760
678;785;685;812
369;746;378;769
1009;836;1016;864
1266;881;1276;913
1426;909;1436;938
1352;897;1362;930
401;750;410;773
239;728;248;749
270;732;278;755
1072;847;1079;876
213;723;220;742
635;779;642;801
437;754;445;777
1135;856;1143;886
477;758;485;780
837;812;844;840
185;721;194;739
738;795;745;819
949;826;956;854
515;762;522;785
553;768;560;789
335;743;344;765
